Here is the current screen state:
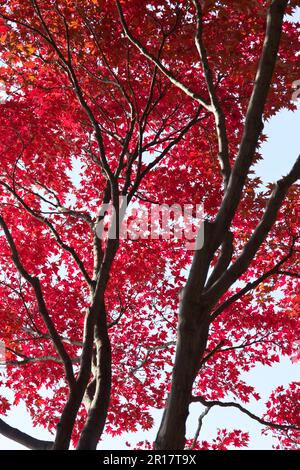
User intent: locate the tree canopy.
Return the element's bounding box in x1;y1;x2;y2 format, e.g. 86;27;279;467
0;0;299;450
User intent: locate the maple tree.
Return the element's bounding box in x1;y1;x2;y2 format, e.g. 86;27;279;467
0;0;299;451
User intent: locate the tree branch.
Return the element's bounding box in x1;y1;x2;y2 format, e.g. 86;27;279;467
188;406;210;450
115;0;212;111
205;231;234;289
278;270;300;279
210;235;299;320
0;181;93;288
205;155;300;304
192;0;231;188
4;346;80;366
212;0;289;246
190;396;300;433
0;216;76;389
0;418;53;450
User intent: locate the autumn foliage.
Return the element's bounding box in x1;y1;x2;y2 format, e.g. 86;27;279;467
0;0;299;450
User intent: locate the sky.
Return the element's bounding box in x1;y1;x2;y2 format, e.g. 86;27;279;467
0;7;299;452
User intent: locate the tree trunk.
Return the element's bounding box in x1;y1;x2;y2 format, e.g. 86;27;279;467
155;302;210;450
76;309;112;450
53;389;84;450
